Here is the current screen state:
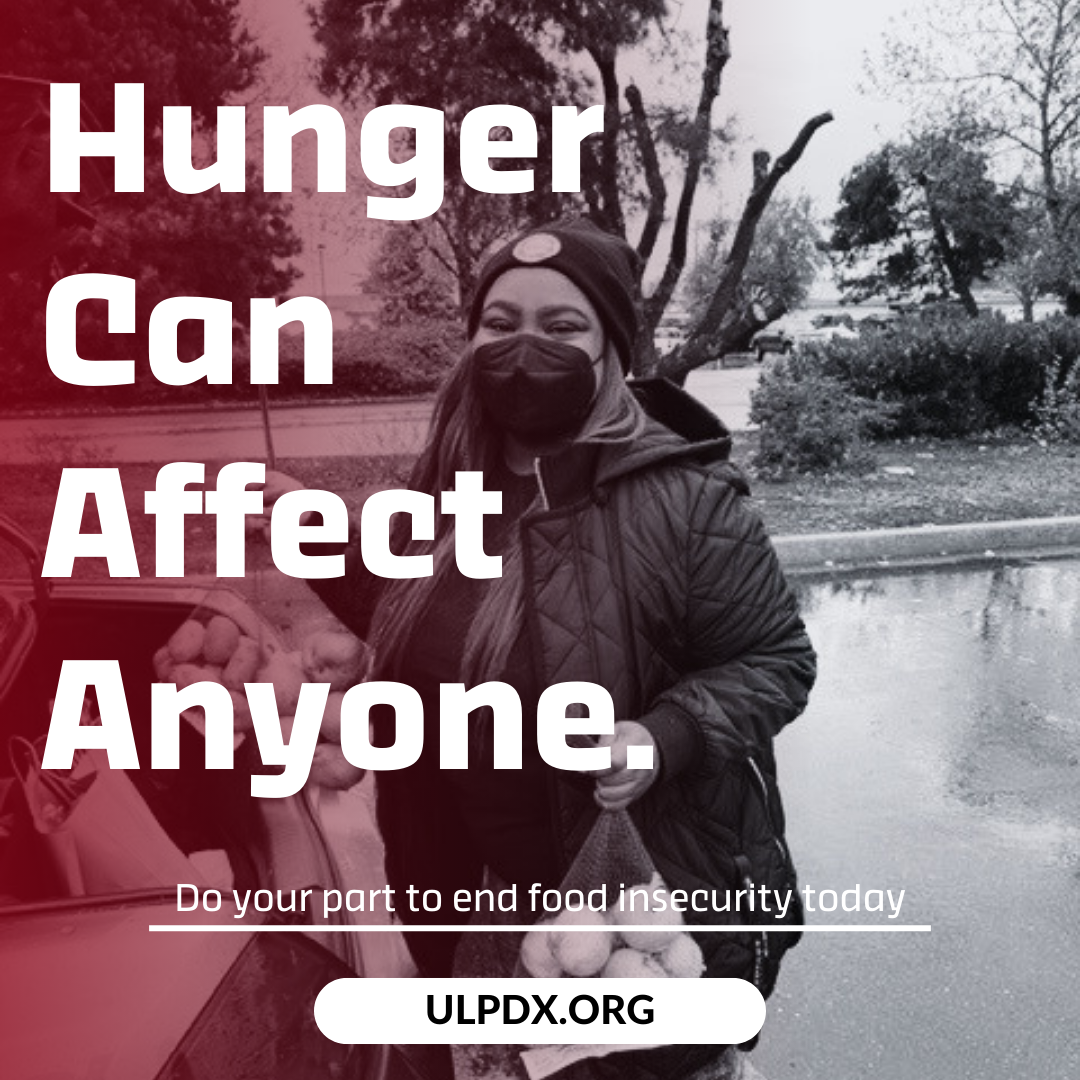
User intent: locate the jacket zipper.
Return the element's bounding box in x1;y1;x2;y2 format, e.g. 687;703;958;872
734;852;764;987
518;476;566;873
747;754;791;864
601;486;645;714
534;457;550;510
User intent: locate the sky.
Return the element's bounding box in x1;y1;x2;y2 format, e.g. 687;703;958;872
239;0;917;294
619;0;913;205
708;0;912;201
721;1;915;185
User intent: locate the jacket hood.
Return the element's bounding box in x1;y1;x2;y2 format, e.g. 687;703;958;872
603;377;734;479
535;377;743;509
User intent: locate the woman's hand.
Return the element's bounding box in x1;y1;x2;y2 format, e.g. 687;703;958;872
587;720;658;811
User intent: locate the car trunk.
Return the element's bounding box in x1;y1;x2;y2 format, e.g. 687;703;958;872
0;522;359;971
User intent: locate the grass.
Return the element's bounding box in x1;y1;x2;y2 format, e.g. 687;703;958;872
3;436;1079;583
736;431;1080;534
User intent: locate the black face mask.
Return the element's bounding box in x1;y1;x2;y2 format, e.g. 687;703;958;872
472;334;601;441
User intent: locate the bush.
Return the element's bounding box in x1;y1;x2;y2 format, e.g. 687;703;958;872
815;311;1080;437
1034;357;1080;443
749;351;893;475
279;318;462;398
2;316;462;412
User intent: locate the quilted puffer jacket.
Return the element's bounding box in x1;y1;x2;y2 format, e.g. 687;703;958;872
311;379;815;1068
505;378;813;989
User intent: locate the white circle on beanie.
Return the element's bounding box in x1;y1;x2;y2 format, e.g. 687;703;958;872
512;233;562;263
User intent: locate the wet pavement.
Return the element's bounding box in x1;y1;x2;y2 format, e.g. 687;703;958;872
753;557;1080;1079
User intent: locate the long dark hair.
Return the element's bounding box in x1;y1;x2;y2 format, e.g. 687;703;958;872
368;340;645;683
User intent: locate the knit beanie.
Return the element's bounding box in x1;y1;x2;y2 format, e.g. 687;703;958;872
467;219;641;372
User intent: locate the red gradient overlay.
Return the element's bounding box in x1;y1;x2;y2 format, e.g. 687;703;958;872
0;7;394;1074
2;9;811;1080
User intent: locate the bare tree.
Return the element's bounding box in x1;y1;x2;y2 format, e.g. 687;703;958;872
877;0;1080;311
313;0;833;378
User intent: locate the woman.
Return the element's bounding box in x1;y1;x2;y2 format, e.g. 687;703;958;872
268;219;815;1080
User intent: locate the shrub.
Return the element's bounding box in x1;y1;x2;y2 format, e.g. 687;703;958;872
749;351;893;475
1034;357;1080;444
815;311;1080;436
2;317;462;412
279;318;462;398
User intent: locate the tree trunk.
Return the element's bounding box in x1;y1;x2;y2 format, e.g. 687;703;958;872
625;83;665;269
638;0;731;359
917;172;979;317
588;46;625;239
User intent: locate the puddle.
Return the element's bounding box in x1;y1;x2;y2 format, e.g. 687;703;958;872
754;557;1080;1080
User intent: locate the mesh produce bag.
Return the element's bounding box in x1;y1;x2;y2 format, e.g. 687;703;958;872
545;808;656;915
454;812;700;1080
517;809;707;978
452;811;659;981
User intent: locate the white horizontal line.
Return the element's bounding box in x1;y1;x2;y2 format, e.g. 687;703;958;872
149;924;930;933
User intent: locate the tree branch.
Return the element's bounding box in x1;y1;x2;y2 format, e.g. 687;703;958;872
587;43;625;237
625;83;666;269
659;110;834;381
639;0;731;355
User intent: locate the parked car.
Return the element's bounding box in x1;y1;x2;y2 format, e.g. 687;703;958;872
654;312;690;354
793;312;860;348
0;516;423;1080
859;311;900;332
750;327;795;361
810;313;856;332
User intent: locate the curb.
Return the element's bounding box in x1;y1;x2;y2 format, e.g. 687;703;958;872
0;394;435;422
774;516;1080;574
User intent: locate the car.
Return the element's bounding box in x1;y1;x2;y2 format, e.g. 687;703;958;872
809;312;856;332
858;311;899;332
793;312;860;348
654;311;690;354
750;328;795;361
0;515;425;1080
